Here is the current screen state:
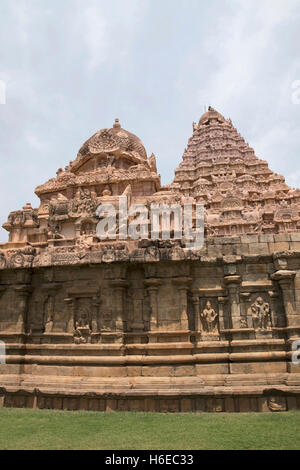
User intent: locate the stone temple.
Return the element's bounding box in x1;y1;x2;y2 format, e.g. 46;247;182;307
1;107;300;413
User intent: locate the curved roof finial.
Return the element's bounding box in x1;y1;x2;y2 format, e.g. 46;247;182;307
113;118;121;129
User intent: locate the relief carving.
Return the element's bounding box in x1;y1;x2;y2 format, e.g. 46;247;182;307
200;300;219;336
250;297;272;331
74;300;92;344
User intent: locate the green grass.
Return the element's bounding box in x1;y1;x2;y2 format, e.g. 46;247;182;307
0;408;299;450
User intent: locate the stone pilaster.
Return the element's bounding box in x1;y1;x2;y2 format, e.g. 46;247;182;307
239;292;251;328
144;279;162;330
217;296;228;330
172;277;192;330
271;270;297;329
64;297;75;333
110;280;128;332
41;283;61;333
91;296;101;333
268;290;282;327
224;275;241;329
191;291;200;332
14;285;32;333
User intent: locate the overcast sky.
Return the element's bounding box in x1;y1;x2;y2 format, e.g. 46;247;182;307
0;0;300;242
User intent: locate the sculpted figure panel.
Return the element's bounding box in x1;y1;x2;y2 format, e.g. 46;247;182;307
250;297;272;331
200;300;219;335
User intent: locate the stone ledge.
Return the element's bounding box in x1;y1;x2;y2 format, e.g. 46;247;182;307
1;385;300;413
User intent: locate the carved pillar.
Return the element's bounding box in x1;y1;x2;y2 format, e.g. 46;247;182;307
110;280;128;332
224;275;241;329
14;285;32;333
271;270;297;328
144;279;162;330
172;277;192;330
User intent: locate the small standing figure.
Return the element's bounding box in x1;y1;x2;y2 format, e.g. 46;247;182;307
74;310;91;344
251;297;271;331
201;301;219;335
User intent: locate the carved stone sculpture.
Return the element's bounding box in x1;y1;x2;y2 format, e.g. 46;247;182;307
200;301;219;335
251;297;272;331
74;308;91;344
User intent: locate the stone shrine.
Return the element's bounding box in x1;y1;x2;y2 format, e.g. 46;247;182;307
1;108;300;413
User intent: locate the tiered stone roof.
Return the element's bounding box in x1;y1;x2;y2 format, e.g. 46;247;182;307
172;107;300;237
2;109;300;251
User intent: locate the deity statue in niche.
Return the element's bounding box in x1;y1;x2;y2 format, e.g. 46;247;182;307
251;296;271;331
74;301;91;344
200;300;219;335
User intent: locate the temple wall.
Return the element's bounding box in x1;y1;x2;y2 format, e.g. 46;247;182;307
0;233;300;413
1;233;300;338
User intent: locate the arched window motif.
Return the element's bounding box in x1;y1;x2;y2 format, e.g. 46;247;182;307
80;221;95;235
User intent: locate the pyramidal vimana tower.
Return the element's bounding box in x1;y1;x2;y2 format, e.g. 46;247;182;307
1;107;300;412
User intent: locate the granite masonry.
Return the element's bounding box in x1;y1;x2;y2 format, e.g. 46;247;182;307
1;108;300;412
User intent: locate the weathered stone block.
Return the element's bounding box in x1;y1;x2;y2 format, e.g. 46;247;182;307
127;366;142;377
259;234;274;243
195;397;206;412
240;235;259;244
269;242;290;252
239;397;250;412
290;242;300;250
206;398;216;412
274;234;291;242
224;397;235;412
230;362;286;374
290;233;300;242
142;366;175;377
174;365;195;377
287;397;298;410
250;398;258;412
249;243;268;255
235;244;250;255
196;364;229;375
145;398;156;412
129;399;145;412
53;397;63;410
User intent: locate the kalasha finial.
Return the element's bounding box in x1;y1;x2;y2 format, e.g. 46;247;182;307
113;118;121;129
